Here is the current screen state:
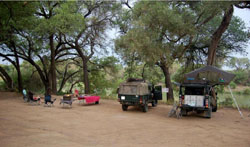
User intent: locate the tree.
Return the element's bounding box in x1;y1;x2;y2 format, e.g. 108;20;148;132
61;1;120;94
207;4;234;65
0;2;37;92
0;65;13;90
115;1;226;100
182;15;249;70
35;1;61;94
206;1;250;65
226;57;250;70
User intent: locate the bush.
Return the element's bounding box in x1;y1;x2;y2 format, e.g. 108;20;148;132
243;88;250;95
229;82;236;89
233;70;248;85
219;97;233;107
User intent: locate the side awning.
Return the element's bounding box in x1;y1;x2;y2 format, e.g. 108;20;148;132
184;65;235;85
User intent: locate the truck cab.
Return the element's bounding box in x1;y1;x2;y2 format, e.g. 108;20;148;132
118;79;162;112
179;83;217;118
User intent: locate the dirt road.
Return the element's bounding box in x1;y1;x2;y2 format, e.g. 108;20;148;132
0;92;250;147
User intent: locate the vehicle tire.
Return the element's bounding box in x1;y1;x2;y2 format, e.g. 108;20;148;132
212;99;217;112
142;103;148;112
181;109;187;116
95;101;99;104
205;108;212;118
122;105;128;111
152;100;158;107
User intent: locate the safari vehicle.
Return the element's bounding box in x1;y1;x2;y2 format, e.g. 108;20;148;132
179;83;218;118
118;78;162;112
179;65;235;118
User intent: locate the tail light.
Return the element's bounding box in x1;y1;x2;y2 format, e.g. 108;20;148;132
139;96;143;104
205;99;209;108
179;95;184;106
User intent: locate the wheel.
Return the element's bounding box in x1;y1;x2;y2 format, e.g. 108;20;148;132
204;108;212;118
122;105;128;111
152;100;158;107
142;104;148;112
212;99;217;112
95;101;99;104
212;104;217;112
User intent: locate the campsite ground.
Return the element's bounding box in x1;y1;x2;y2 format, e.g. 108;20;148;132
0;92;250;147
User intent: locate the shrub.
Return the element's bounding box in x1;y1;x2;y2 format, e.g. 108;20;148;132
219;97;233;107
243;88;250;95
229;82;236;89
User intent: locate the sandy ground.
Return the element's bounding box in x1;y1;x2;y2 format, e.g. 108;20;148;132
0;92;250;147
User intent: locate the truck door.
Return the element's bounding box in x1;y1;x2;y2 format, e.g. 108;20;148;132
154;85;162;100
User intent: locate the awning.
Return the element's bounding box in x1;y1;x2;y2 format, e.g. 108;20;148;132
184;65;235;85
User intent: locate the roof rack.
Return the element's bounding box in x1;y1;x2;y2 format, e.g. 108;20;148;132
127;78;145;82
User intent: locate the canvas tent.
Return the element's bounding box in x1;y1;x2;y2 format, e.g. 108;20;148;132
119;82;150;95
184;65;235;85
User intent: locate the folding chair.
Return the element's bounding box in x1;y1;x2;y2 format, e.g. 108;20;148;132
44;95;56;107
27;91;41;105
22;89;28;102
60;94;73;108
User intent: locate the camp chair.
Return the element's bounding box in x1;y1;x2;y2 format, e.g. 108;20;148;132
27;91;41;105
22;89;28;102
44;95;56;107
60;94;74;107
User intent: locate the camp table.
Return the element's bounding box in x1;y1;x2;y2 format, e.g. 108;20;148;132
78;95;100;104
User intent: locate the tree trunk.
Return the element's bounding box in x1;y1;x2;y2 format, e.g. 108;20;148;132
49;34;57;94
69;80;80;93
13;45;23;92
28;59;50;95
207;5;234;65
141;63;146;80
83;60;90;94
0;66;13;89
159;64;174;101
58;70;79;93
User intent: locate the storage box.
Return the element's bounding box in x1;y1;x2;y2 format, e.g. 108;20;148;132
196;96;204;107
190;95;196;106
184;95;191;105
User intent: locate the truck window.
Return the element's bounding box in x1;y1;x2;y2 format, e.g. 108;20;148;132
184;87;204;95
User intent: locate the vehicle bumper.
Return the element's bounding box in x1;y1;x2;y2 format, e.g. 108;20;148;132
180;104;209;111
120;101;142;106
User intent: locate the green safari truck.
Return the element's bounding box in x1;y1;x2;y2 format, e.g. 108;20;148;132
117;79;162;112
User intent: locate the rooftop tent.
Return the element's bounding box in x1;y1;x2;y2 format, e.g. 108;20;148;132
184;65;235;85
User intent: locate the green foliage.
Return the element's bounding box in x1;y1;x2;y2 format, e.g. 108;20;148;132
88;56;123;95
218;91;250;109
229;81;236;89
20;61;44;93
243;88;250;95
219;97;233;107
183;15;249;67
172;63;203;83
116;1;198;65
226;57;250;71
35;2;85;35
232;70;249;85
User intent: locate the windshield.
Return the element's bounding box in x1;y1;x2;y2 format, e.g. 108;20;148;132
185;87;205;95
